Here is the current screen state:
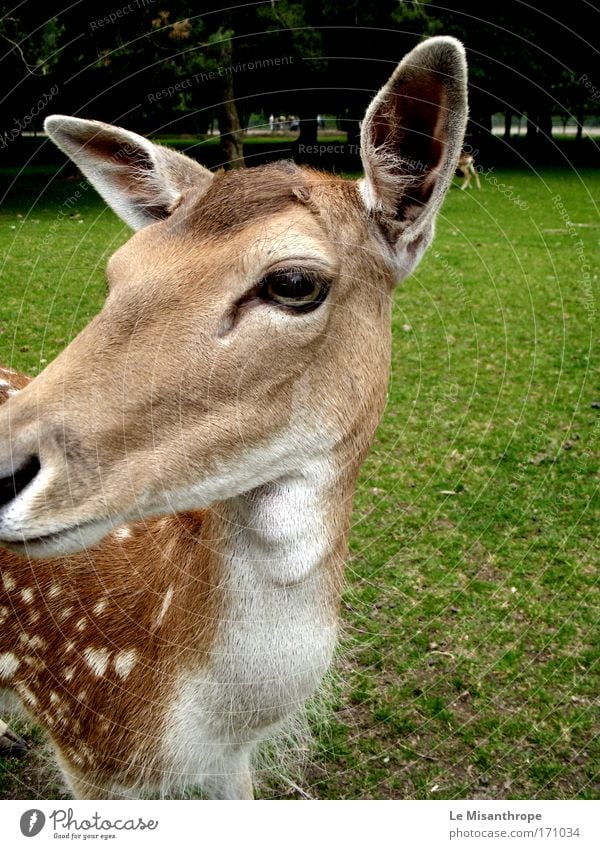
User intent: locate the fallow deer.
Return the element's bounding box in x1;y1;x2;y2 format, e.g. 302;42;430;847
0;36;468;799
457;149;481;189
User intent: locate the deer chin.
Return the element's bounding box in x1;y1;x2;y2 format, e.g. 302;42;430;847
0;515;118;559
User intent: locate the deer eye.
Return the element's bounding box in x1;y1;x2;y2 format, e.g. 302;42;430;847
260;269;329;311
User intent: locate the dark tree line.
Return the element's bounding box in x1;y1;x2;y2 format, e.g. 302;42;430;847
0;1;598;166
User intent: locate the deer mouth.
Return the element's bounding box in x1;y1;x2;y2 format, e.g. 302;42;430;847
0;516;111;559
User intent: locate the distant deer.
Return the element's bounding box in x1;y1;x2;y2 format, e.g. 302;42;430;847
457;149;481;189
0;37;467;799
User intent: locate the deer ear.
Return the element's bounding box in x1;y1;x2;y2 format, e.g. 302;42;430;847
44;116;214;230
359;36;468;279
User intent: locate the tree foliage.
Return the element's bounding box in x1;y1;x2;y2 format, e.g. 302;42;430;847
0;1;597;163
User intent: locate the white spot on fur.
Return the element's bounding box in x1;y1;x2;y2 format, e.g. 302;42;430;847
2;573;15;592
60;606;73;621
114;649;137;679
54;703;67;723
83;647;110;677
94;598;108;615
63;667;75;682
77;690;88;703
0;379;7;388
50;691;60;704
29;610;40;624
76;617;87;632
114;526;132;541
21;588;34;604
23;655;43;671
48;583;62;599
153;586;173;629
17;685;37;707
28;635;46;650
64;642;75;654
0;605;8;624
0;652;20;678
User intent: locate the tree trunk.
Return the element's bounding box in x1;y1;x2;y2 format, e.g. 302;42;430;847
538;109;552;139
216;36;245;169
292;116;318;164
576;103;584;142
480;112;492;134
216;99;245;169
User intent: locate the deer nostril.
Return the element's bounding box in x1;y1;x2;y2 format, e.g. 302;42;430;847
0;456;41;509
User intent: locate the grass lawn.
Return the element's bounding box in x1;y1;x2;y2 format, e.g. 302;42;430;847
0;166;598;799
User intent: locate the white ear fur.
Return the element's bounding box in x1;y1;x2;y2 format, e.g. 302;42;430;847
44;116;214;230
359;36;468;280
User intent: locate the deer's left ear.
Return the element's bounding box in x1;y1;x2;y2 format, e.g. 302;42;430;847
359;36;468;280
44;116;214;231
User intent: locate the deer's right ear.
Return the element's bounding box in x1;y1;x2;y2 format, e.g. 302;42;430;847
44;116;214;230
359;37;468;280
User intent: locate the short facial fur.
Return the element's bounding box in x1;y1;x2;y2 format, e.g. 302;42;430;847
0;36;468;800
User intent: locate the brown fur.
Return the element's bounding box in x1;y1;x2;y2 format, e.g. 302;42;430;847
170;161;311;238
0;36;468;799
0;176;388;795
1;371;224;793
1;479;221;792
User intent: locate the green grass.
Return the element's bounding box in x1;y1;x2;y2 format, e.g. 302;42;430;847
0;167;598;799
152;133;348;146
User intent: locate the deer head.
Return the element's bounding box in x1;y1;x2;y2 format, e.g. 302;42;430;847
0;37;467;558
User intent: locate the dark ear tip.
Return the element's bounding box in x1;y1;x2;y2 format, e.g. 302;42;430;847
405;35;467;82
44;114;67;135
425;35;466;53
44;115;81;150
44;115;98;144
413;35;466;59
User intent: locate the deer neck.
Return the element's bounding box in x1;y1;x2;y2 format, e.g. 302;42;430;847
220;460;345;591
164;459;356;751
